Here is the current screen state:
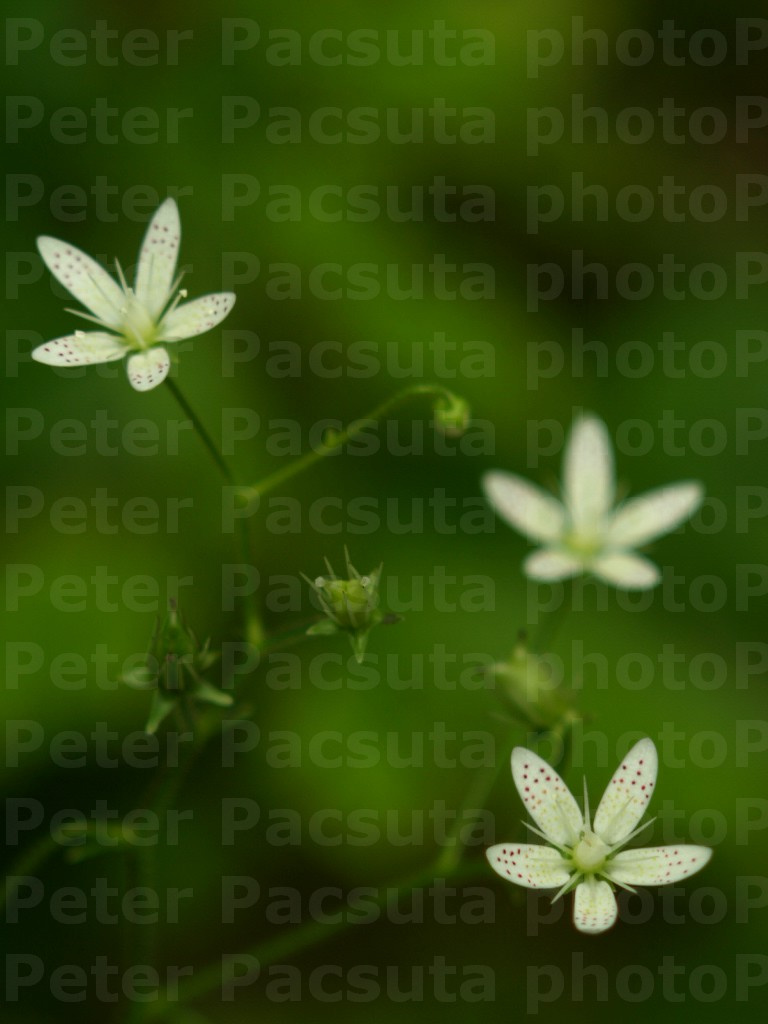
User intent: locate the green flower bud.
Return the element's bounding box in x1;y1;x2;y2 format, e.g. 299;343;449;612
304;551;397;662
433;391;470;437
123;599;232;734
492;638;574;732
313;573;379;631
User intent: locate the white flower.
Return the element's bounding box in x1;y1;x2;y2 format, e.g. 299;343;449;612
482;414;703;589
487;738;712;934
32;199;235;392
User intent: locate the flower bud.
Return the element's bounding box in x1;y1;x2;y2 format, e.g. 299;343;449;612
433;391;470;437
313;573;379;631
492;637;574;732
305;552;396;662
123;599;231;734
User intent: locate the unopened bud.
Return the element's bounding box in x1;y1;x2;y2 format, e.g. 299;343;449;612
433;391;470;437
304;550;398;662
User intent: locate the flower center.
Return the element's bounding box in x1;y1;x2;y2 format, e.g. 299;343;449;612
119;291;157;350
571;829;610;873
563;529;602;559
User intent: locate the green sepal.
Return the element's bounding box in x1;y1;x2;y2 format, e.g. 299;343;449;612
194;680;234;707
145;691;177;735
350;630;370;664
307;620;340;637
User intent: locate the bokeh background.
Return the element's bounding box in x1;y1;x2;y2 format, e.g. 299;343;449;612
3;0;768;1020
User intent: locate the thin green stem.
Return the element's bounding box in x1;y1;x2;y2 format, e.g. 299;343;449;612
241;384;463;501
143;859;483;1019
122;843;158;1024
164;376;263;648
2;825;136;916
254;618;320;655
155;618;318;772
530;579;572;653
164;376;234;484
236;517;264;649
2;834;60;914
226;617;320;720
436;728;518;876
123;718;217;1024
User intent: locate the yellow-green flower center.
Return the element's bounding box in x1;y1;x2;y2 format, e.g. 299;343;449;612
571;829;610;873
119;292;158;350
563;530;602;559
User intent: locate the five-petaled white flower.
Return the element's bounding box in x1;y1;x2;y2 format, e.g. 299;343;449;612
487;738;712;934
32;199;235;391
482;414;703;589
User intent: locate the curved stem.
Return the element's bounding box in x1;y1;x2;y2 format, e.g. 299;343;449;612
236;516;264;650
530;579;572;654
2;823;136;915
123;718;216;1024
241;384;464;501
435;728;518;876
2;834;61;915
142;859;483;1019
164;376;234;484
163;377;263;648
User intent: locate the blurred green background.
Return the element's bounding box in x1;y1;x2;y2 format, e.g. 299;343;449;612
3;0;768;1019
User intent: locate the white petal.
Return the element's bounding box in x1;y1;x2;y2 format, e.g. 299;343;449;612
486;843;571;889
593;738;657;846
591;552;660;589
573;878;618;934
32;332;126;367
127;347;171;391
606;482;704;548
158;293;236;341
524;548;583;581
135;198;181;319
563;415;614;530
607;845;712;886
37;236;124;328
482;471;565;543
511;747;583;847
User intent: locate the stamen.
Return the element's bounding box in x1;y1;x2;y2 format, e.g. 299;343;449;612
114;258;129;293
163;287;189;318
599;795;635;843
86;267;122;309
608;816;656;853
64;307;111;329
169;269;187;293
555;795;581;846
157;270;188;314
523;820;566;852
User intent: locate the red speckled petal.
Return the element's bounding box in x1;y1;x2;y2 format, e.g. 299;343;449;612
127;347;170;392
135;199;180;318
593;738;658;846
486;843;571;889
607;846;712;886
573;878;617;934
511;747;583;847
32;332;125;366
158;292;235;341
37;237;124;328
